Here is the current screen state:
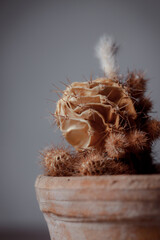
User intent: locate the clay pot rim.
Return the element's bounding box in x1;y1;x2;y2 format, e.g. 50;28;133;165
35;174;160;190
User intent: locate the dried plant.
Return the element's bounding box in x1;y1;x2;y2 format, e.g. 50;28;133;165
144;118;160;141
55;78;137;151
40;35;160;176
104;132;128;159
136;97;153;114
77;151;135;175
78;151;108;176
127;130;149;153
40;146;76;176
126;71;147;98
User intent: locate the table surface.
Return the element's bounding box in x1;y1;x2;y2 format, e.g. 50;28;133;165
0;229;50;240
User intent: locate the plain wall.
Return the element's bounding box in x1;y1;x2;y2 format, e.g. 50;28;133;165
1;0;160;231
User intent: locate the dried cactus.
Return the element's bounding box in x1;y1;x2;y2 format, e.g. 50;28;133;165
40;146;76;176
127;130;149;153
126;71;147;99
144;118;160;141
40;35;160;176
78;152;108;175
104;132;128;159
77;151;135;175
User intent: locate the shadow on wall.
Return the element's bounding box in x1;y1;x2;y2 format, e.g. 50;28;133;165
0;229;50;240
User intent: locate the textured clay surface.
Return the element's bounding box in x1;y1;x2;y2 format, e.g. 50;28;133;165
35;174;160;240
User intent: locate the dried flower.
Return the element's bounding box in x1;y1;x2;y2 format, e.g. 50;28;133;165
55;78;137;151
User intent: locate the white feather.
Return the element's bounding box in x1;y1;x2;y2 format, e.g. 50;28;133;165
95;35;119;77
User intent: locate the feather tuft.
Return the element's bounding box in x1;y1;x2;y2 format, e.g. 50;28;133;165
95;35;119;78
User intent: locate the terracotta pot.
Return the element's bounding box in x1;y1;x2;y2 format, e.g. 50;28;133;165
35;174;160;240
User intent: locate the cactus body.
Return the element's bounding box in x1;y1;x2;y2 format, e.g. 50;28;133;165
78;152;135;175
78;152;108;175
40;146;76;176
40;36;160;176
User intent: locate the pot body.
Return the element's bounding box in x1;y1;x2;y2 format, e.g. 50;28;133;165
35;175;160;240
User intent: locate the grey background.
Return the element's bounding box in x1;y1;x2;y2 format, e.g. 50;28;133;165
1;0;160;238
